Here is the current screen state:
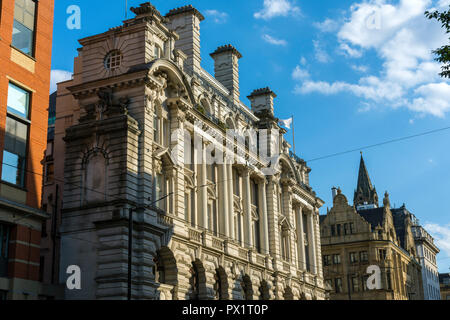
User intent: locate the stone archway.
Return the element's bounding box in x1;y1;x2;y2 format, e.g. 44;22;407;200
155;247;178;300
240;275;253;300
188;259;208;300
258;280;271;300
283;286;294;300
214;267;230;300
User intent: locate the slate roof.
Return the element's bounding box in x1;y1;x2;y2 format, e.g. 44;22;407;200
357;207;384;231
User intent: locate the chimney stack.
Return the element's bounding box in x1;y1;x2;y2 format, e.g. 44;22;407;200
247;87;276;116
332;187;338;200
165;5;204;75
210;45;242;106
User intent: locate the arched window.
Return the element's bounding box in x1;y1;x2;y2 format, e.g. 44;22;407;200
154;45;163;59
83;151;108;204
104;50;122;71
153;101;171;147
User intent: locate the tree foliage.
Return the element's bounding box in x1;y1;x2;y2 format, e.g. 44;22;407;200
425;5;450;78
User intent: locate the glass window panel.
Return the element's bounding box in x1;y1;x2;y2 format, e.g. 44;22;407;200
4;117;28;157
2;151;26;186
7;83;29;118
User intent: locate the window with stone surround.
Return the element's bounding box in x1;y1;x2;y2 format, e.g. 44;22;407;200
349;252;358;264
333;254;341;265
335;278;343;293
12;0;37;56
360;251;368;262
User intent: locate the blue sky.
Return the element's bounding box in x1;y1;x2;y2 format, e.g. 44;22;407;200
50;0;450;272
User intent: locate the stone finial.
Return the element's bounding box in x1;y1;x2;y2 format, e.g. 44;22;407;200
383;191;390;208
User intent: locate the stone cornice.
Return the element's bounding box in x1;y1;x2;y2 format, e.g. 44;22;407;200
165;5;205;21
210;44;243;59
67;70;150;99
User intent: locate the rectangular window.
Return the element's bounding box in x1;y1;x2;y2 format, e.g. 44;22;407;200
336;224;341;236
344;223;349;235
7;83;30;118
349;223;354;234
360;251;369;262
335;278;343;293
333;254;341;265
323;255;331;266
12;0;37;56
352;276;360;292
331;225;336;236
2;84;31;188
2;117;29;187
379;249;387;260
362;275;369;291
350;252;358;263
0;224;11;278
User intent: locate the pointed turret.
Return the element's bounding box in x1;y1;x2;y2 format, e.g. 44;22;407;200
354;153;379;208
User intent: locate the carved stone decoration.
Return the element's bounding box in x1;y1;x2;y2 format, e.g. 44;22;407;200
80;88;130;122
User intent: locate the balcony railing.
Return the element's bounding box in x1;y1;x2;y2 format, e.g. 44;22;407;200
157;213;174;227
189;228;202;243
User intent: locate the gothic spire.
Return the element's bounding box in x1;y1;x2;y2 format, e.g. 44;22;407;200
354;153;379;208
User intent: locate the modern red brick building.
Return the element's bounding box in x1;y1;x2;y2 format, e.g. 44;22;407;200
0;0;56;300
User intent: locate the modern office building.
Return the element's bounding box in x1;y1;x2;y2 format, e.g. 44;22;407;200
0;0;55;299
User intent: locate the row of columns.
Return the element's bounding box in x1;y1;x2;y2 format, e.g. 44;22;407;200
190;143;316;268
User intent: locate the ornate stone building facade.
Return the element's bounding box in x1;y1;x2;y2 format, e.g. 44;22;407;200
53;3;326;300
320;156;423;300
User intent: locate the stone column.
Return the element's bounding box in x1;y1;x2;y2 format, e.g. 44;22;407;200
227;163;235;240
201;144;208;229
266;177;280;257
258;180;269;254
307;211;317;274
243;169;253;248
219;164;229;237
297;206;307;271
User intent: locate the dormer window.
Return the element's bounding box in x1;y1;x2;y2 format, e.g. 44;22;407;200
104;50;122;71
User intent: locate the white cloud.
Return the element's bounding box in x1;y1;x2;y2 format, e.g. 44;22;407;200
409;83;450;117
313;40;332;63
314;18;340;33
292;65;310;80
351;64;369;72
300;56;307;65
254;0;300;20
424;223;450;258
262;34;288;46
294;0;450;117
50;70;72;93
438;0;450;7
340;42;363;58
204;9;228;24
